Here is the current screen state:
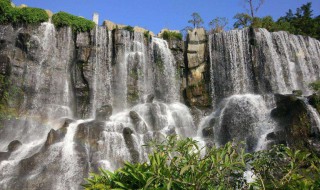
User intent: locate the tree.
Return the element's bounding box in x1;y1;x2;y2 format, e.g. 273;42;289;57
188;12;204;29
233;13;252;28
243;0;265;18
208;17;228;33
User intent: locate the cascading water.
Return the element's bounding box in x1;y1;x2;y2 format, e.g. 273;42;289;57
209;28;320;103
1;22;320;190
152;37;180;102
199;94;276;151
90;26;113;117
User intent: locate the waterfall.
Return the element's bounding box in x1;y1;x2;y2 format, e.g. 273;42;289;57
91;26;112;116
1;22;320;189
200;94;276;151
304;100;320;132
152;37;180;103
208;28;320;104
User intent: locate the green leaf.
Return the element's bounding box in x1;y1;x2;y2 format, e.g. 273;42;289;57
167;178;172;190
180;165;190;175
145;177;157;189
114;181;127;189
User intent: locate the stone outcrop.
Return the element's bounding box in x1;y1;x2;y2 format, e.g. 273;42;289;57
184;28;210;108
103;20;155;36
95;104;113;121
271;94;320;155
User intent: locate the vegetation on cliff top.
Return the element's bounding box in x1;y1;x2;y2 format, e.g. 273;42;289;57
52;11;95;33
234;2;320;40
83;136;320;190
161;30;183;41
0;0;49;25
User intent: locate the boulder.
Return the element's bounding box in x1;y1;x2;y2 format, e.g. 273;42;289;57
145;94;154;103
202;126;214;138
123;127;139;162
271;93;320;155
7;140;22;152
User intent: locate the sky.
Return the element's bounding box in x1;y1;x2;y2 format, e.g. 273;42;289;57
12;0;320;34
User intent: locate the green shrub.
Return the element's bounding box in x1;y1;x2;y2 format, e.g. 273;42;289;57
248;145;320;189
122;25;134;33
309;80;320;94
18;7;49;24
161;30;183;41
0;0;48;25
83;136;320;190
143;30;150;39
52;12;95;33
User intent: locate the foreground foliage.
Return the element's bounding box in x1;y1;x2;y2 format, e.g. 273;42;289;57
0;0;48;25
52;11;95;33
83;136;320;190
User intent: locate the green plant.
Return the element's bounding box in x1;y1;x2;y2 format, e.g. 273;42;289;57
161;30;183;41
83;136;249;189
52;11;95;33
143;30;151;40
248;145;320;189
0;0;49;25
123;25;134;33
309;80;320;94
83;136;320;190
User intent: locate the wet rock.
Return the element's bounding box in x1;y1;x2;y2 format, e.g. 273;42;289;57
146;94;155;103
95;104;113;121
123;127;139;163
15;33;31;52
246;135;258;152
0;151;10;161
123;127;133;135
271;93;320;155
129;111;148;134
202;126;214;138
7;140;22;152
0;54;11;75
217;96;262;148
61;118;75;128
45;129;63;147
266;130;286;142
292;90;302;96
129;111;140;123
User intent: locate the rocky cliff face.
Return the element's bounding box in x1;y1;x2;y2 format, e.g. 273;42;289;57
1;23;320;190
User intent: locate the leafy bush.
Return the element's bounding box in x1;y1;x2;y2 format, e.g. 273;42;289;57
122;25;134;33
249;145;320;189
143;30;150;39
83;136;320;190
309;80;320;94
161;30;183;41
0;0;48;25
52;12;95;33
